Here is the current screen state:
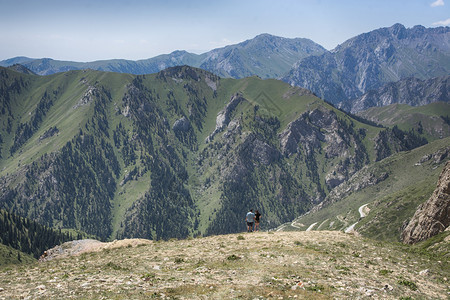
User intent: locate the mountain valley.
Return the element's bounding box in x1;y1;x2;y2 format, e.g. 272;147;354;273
0;64;444;243
0;22;449;300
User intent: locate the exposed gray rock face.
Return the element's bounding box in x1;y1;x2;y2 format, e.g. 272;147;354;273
312;166;389;214
241;134;280;167
73;86;97;109
206;93;246;142
340;75;450;113
279;106;371;190
416;147;449;166
283;24;450;105
402;161;450;244
39;127;59;141
279;107;347;157
199;33;326;79
172;117;191;132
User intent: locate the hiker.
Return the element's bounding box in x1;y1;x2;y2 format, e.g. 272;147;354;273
254;210;261;231
245;209;255;232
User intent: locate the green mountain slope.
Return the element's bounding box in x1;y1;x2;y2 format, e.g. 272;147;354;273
281;137;449;242
0;243;34;266
357;102;450;141
0;209;78;258
0;66;431;241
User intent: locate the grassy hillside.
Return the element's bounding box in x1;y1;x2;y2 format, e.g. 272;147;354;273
0;231;448;299
357;102;450;141
281;137;449;242
0;243;34;266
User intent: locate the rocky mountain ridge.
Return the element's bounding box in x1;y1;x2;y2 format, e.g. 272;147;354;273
282;24;450;105
3;24;448;114
0;33;325;79
340;75;449;113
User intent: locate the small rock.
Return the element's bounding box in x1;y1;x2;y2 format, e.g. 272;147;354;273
36;285;46;290
172;117;191;132
153;265;160;270
419;269;430;276
291;281;304;290
0;287;4;292
81;282;90;288
359;287;374;296
383;284;393;292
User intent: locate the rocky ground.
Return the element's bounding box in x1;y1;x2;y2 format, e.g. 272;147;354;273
0;231;448;299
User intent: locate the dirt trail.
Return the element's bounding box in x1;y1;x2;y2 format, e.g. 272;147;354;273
345;203;369;233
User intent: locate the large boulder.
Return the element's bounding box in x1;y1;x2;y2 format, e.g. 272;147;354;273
401;161;450;244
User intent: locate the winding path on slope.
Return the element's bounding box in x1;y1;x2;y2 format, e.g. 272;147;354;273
306;222;318;231
344;203;369;233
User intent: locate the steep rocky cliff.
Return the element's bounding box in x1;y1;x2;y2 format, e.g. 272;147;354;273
340;75;449;113
402;161;450;244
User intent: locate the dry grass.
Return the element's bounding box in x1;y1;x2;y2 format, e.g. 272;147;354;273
0;231;448;299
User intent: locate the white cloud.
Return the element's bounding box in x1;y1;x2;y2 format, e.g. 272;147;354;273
432;18;450;26
431;0;445;7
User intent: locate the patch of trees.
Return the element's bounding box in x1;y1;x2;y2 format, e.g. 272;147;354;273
0;209;77;258
114;78;199;240
375;126;428;161
0;69;29;118
10;89;57;154
118;158;197;240
1;85;120;240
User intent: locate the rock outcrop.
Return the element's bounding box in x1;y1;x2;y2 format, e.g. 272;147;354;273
172;116;191;132
206;93;245;142
402;161;450;244
279;107;347;157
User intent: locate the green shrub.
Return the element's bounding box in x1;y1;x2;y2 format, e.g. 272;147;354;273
226;254;241;261
398;279;418;291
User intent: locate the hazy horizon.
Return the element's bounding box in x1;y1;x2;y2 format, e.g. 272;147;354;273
1;0;449;62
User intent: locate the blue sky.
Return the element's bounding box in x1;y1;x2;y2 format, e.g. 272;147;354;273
0;0;448;61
